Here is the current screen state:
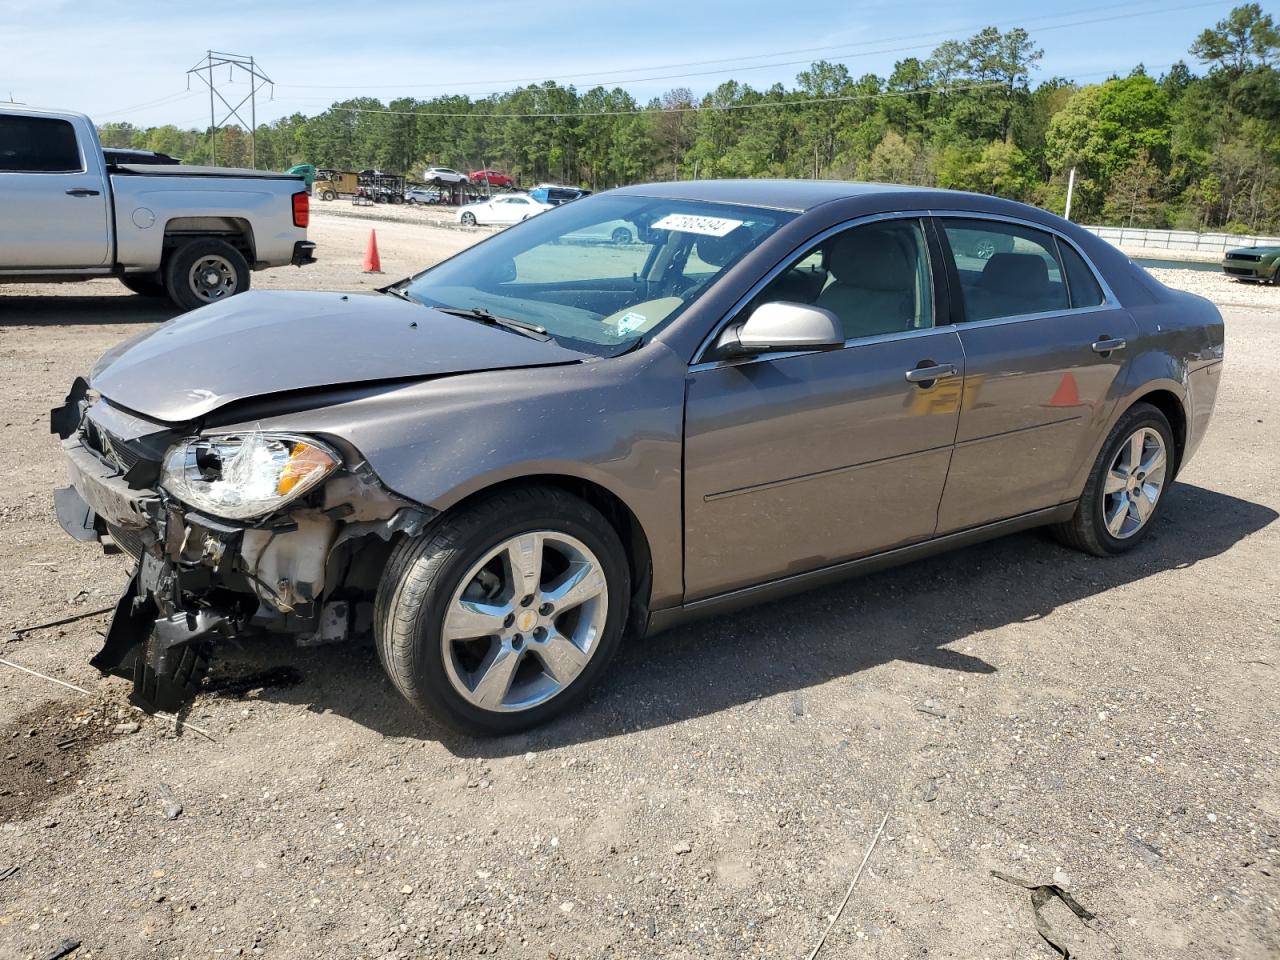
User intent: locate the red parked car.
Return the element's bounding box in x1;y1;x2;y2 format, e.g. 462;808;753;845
469;169;514;188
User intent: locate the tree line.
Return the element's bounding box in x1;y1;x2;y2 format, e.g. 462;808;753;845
98;4;1280;232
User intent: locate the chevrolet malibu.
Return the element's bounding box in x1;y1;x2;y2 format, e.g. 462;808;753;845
51;181;1224;735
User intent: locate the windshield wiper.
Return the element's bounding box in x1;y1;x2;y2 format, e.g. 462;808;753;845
436;305;550;341
380;283;416;303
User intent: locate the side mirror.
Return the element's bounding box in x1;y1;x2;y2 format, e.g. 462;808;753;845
726;301;844;355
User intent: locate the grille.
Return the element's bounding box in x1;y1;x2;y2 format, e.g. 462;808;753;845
1225;267;1254;276
105;522;145;562
1227;253;1262;262
83;417;142;473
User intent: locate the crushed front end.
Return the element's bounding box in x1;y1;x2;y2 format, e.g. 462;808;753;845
50;379;432;712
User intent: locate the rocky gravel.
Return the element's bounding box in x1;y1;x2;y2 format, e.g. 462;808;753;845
0;213;1276;960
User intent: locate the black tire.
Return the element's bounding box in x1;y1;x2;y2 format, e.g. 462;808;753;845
374;486;630;735
119;274;166;297
1051;402;1175;556
321;190;336;201
611;226;632;244
460;211;477;226
163;238;250;312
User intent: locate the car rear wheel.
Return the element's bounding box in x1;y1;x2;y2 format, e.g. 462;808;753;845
374;486;630;735
461;211;477;226
163;238;250;312
611;227;632;244
1052;402;1174;556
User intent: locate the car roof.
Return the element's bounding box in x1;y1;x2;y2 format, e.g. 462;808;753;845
609;178;988;213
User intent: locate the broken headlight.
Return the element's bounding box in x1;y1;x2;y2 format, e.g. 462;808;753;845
160;433;339;521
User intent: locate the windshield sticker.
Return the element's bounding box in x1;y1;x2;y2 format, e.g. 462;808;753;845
615;312;649;336
650;214;745;237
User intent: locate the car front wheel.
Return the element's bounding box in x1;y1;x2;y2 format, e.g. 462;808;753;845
1052;402;1175;556
374;486;630;735
460;211;477;226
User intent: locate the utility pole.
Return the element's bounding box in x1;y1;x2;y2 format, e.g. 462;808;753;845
187;51;273;168
1064;166;1077;221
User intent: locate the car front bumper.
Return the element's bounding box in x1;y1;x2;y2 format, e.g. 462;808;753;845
1221;258;1275;280
50;390;431;712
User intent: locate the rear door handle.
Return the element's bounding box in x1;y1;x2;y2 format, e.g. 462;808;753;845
1091;337;1127;354
65;188;100;197
904;363;957;385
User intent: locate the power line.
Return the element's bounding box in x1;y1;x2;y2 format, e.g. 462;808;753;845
272;0;1228;96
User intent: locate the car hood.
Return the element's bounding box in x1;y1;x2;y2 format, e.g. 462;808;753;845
90;290;590;423
1228;246;1280;256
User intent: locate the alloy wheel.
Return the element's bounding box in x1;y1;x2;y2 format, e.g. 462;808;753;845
441;531;608;712
1101;427;1168;539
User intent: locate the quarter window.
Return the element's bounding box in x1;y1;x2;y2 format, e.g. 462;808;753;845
1057;239;1106;307
942;219;1070;322
746;218;934;341
0;115;82;172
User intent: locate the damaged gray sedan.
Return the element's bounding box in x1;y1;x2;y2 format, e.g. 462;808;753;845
52;180;1223;734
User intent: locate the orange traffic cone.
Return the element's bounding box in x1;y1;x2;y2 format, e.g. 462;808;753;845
363;230;382;274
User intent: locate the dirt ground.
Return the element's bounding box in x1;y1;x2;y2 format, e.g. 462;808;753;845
0;211;1277;960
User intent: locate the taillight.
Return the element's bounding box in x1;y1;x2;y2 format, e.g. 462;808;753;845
292;190;309;228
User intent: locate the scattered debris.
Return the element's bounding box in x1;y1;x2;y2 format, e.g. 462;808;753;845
805;809;890;960
38;938;81;960
10;605;115;639
0;865;18;882
158;783;183;821
992;869;1098;959
919;778;939;803
916;699;947;719
112;721;140;735
673;841;693;855
1125;833;1163;867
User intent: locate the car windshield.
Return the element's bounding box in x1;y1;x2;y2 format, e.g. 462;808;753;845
403;195;794;356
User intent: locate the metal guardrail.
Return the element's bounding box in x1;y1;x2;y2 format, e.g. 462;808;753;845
1082;225;1280;253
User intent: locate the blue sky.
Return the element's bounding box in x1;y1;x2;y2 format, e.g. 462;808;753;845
1;0;1236;127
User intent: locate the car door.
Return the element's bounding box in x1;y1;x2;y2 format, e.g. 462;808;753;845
933;216;1140;533
0;113;110;268
682;216;966;601
489;197;524;223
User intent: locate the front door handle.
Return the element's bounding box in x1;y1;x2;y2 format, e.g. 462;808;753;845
1091;337;1127;354
65;188;100;197
905;362;957;385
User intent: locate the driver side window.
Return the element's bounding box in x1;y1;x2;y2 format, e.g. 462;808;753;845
748;218;934;341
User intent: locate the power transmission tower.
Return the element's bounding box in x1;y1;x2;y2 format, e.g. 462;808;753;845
187;51;273;168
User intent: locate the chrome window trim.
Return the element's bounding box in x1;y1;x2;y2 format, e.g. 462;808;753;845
690;208;1122;372
932;209;1121;310
690;210;941;370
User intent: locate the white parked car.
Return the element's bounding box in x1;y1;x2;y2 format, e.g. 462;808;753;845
423;167;468;184
404;187;443;204
562;218;637;244
456;193;552;226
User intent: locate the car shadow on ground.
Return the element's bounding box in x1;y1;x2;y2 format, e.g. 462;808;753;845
0;293;178;326
222;483;1275;756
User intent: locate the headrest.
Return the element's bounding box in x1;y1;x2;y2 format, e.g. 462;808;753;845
980;253;1049;297
825;227;914;291
694;226;754;268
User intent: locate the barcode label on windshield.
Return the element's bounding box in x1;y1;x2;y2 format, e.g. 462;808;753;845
650;214;744;237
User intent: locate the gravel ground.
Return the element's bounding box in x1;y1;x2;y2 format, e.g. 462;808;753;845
0;212;1276;960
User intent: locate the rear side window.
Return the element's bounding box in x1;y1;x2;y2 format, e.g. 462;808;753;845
941;219;1070;322
0;115;82;172
1057;239;1106;307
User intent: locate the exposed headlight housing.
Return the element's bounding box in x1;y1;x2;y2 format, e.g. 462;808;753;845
160;433;339;521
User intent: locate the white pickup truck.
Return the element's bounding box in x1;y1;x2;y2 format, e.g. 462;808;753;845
0;105;316;310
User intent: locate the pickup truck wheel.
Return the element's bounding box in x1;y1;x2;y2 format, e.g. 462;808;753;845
120;275;166;297
374;486;630;735
164;239;249;312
